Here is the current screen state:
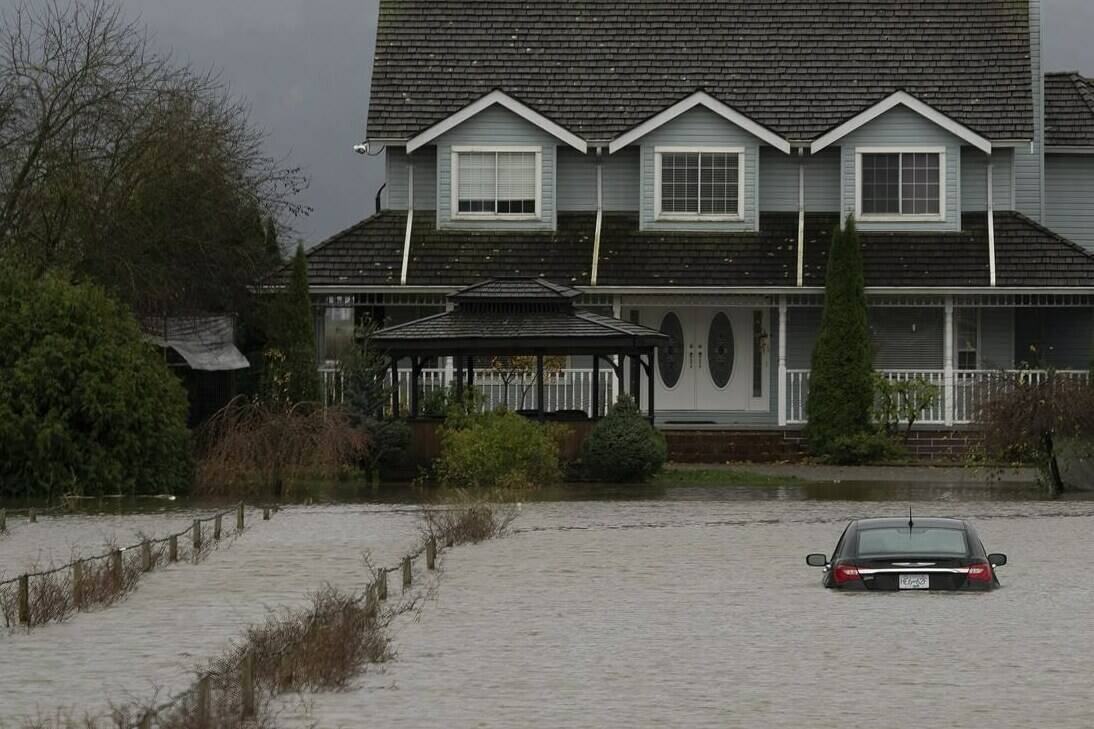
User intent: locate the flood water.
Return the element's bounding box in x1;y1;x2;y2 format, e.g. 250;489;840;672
3;487;1094;728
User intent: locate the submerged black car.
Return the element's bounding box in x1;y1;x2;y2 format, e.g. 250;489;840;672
806;517;1007;591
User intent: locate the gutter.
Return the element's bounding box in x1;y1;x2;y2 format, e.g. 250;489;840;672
590;148;603;286
400;161;414;285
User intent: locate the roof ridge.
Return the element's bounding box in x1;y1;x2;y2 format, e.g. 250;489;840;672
1003;211;1094;261
1071;73;1094;117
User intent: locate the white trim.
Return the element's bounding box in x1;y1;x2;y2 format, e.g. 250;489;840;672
450;146;543;221
653;146;745;221
810;91;992;154
608;91;791;155
987;162;996;287
854;146;947;223
400;162;414;286
407;90;587;153
796;162;805;287
777;296;787;427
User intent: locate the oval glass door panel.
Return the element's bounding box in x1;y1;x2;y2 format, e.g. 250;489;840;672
708;312;735;389
658;312;684;388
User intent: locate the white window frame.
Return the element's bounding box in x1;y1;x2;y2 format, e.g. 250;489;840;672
855;146;946;223
955;308;981;371
653;146;745;222
450;145;542;221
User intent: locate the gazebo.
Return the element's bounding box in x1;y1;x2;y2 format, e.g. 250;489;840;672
371;278;668;421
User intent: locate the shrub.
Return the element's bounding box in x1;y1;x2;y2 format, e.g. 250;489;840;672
338;329;409;470
581;395;668;482
435;410;562;490
822;431;900;466
262;244;320;407
0;271;192;500
874;374;939;442
805;217;875;460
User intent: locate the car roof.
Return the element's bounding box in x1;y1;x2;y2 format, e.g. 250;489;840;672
853;517;966;530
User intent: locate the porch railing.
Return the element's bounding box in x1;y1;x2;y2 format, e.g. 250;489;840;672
785;368;1091;426
320;366;617;418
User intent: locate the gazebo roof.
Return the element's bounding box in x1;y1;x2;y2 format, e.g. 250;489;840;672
371;277;666;355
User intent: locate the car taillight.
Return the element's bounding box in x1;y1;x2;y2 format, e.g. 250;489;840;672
833;564;861;584
966;562;993;582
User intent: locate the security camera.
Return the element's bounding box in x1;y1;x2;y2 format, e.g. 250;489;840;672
353;142;369;155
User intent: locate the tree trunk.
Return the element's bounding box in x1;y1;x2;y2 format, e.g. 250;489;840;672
1043;431;1065;497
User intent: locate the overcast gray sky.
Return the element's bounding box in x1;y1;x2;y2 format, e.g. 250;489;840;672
122;0;1094;246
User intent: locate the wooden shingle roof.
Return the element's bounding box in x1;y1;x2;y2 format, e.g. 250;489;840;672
368;1;1035;143
1045;72;1094;147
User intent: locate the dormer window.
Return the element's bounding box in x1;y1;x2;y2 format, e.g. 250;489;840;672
452;146;541;219
654;147;743;220
856;147;945;220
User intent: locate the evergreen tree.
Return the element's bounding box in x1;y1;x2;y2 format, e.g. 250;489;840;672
264;217;282;263
804;216;875;456
264;244;320;406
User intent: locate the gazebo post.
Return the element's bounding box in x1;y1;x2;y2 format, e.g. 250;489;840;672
616;352;625;398
410;357;421;418
591;355;601;418
630;354;640;400
390;359;400;416
536;354;546;421
646;348;655;423
467;356;475;389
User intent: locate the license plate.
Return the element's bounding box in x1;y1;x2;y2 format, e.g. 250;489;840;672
899;574;930;590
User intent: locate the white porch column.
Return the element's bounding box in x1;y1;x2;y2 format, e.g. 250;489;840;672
443;295;455;389
944;295;954;426
777;295;788;426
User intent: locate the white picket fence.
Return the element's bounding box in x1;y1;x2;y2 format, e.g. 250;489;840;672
320;366;617;418
785;369;1090;425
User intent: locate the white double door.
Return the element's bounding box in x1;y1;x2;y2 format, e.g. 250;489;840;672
644;308;769;412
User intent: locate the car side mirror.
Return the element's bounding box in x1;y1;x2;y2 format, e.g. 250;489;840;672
988;553;1007;567
806;553;828;567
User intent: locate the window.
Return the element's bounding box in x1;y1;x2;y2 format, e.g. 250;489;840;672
956;309;979;371
453;148;540;218
858;149;943;219
656;148;742;219
856;527;969;558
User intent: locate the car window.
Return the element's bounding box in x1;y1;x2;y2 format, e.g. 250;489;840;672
856;527;968;558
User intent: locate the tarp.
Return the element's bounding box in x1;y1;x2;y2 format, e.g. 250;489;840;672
142;316;250;372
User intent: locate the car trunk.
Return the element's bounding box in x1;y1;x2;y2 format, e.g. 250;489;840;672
857;557;969;591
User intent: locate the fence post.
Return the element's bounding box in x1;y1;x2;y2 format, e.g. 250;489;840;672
141;540;152;572
376;569;388;601
426;537;437;570
111;549;123;591
192;520;202;553
18;575;29;626
196;674;210;725
402;557;412;591
73;561;83;610
0;508;6;532
214;515;222;541
240;650;255;719
263;507;270;521
28;508;36;524
236;502;245;531
168;534;178;563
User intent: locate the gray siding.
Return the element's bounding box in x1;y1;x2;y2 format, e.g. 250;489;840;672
1013;0;1044;222
838;105;962;232
1045;154;1094;251
961;148;1014;212
556;147;640;212
635;107;765;232
759;149;841;212
435;105;558;231
385;146;438;210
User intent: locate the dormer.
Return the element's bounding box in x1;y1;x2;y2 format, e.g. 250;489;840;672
811;92;993;232
404;90;586;232
607;92;791;232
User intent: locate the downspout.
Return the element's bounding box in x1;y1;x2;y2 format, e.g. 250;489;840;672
987;161;996;287
796;150;805;288
590;147;603;286
400;161;414;286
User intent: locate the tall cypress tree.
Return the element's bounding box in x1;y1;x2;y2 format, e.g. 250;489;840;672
264;244;321;406
804;216;874;455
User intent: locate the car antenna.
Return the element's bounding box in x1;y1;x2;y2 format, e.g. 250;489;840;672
908;506;914;530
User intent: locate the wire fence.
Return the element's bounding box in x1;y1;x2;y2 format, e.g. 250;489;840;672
0;503;280;631
126;530;447;729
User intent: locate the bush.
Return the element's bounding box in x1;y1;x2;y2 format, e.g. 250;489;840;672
805;217;876;460
435;410;562;490
0;271;192;500
822;431;900;466
581;395;668;482
338;329;409;470
262;244;320;407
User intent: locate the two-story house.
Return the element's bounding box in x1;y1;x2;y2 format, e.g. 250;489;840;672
294;1;1094;440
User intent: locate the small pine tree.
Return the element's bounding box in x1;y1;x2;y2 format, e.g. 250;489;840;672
264;244;320;406
804;216;875;456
